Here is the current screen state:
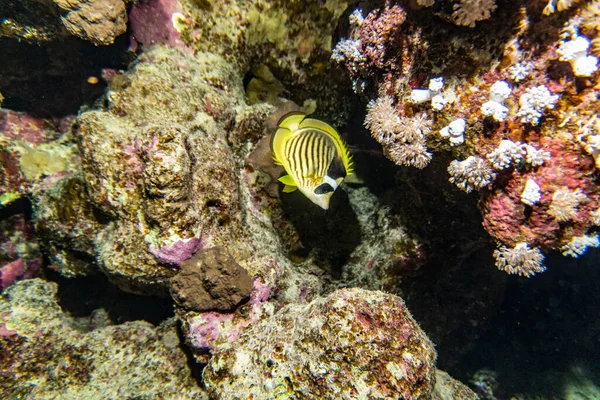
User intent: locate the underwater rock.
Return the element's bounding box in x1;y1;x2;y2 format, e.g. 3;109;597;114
180;272;279;363
66;45;254;293
130;0;187;48
170;247;254;312
203;288;437;399
0;0;128;44
0;278;205;399
432;370;478;400
33;173;102;277
0;214;42;292
55;0;128;45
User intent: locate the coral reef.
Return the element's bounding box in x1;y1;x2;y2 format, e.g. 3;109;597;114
333;0;600;276
0;279;205;398
203;288;437;399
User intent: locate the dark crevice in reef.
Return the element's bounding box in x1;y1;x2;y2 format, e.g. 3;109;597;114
44;267;175;327
0;34;131;118
0;195;33;221
450;248;600;398
177;322;206;387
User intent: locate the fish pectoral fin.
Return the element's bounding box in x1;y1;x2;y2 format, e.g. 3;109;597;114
278;174;296;186
283;184;298;193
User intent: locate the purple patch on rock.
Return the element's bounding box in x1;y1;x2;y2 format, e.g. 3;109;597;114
0;258;42;292
129;0;187;48
150;237;203;265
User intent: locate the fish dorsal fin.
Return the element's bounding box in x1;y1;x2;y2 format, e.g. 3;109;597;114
283;184;298;193
299;118;354;176
278;174;296;186
271;113;307;168
277;112;306;131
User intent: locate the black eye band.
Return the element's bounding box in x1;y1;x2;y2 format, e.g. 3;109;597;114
314;183;334;194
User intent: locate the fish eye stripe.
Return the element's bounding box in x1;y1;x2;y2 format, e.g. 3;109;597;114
314;183;334;194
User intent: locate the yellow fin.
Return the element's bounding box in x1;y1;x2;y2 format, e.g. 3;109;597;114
299;118;354;176
271;127;293;168
278;174;296;186
277;112;306;131
283;184;298;193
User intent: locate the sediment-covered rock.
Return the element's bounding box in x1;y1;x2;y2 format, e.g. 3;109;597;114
203;288;437;399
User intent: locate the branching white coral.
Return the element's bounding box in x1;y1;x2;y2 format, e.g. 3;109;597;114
452;0;498;28
508;62;533;83
525;145;551;167
521;179;542;206
481;81;511;122
547;187;587;222
348;9;364;26
493;242;546;277
516;85;559;125
557;35;599;77
448;156;496;193
410;77;447;111
562;234;599;257
440;118;466;146
331;39;365;64
486;140;526;170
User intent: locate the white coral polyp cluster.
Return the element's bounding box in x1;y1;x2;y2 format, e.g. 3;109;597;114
547;187;587;222
521;179;542;206
487;140;526;170
481;81;511;122
364;96;400;143
440;118;466;146
364;96;433;169
331;39;364;64
580;134;600;168
447;156;496;193
525;145;551;167
516;85;559;125
493;242;546;277
557;35;599;77
562;234;600;257
508;62;533;83
410;77;447;111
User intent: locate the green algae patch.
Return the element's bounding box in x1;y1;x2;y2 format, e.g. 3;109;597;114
0;191;21;206
17;142;74;180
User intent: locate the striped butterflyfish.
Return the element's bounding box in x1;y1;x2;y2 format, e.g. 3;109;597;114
271;112;353;210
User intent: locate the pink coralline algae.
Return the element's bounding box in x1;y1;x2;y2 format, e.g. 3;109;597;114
129;0;187;49
482;138;599;250
149;237;203;266
184;277;275;363
0;214;42;292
